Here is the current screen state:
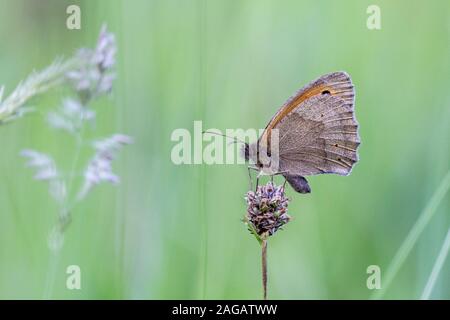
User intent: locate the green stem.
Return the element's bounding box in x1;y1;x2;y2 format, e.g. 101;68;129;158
420;228;450;300
262;240;268;300
42;116;86;299
371;170;450;299
66;129;84;199
43;245;62;299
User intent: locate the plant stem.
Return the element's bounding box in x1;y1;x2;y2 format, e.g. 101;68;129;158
371;170;450;299
43;127;84;299
262;239;268;300
67;129;84;200
43;249;61;299
420;228;450;300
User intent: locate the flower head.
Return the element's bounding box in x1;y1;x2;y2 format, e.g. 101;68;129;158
47;98;95;134
20;149;66;204
245;181;290;241
66;25;116;97
78;134;133;200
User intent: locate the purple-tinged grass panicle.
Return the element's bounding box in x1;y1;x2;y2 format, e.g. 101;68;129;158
66;25;116;98
14;25;129;299
18;25;131;255
20;150;66;205
47;98;95;134
0;25;117;125
78;134;133;200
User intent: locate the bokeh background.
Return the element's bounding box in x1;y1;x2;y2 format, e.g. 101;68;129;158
0;0;449;299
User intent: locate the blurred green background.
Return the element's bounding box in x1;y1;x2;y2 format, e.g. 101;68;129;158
0;0;449;299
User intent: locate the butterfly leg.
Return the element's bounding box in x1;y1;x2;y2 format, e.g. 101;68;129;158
247;167;253;190
268;170;289;188
270;170;288;180
255;170;264;191
247;166;260;191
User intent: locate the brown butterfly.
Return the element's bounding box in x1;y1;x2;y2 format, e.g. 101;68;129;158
244;71;360;193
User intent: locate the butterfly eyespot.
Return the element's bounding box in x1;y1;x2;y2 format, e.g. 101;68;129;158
334;144;339;147
337;157;342;161
320;114;324;117
321;90;331;95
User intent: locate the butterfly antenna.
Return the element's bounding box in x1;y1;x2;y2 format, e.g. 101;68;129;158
202;130;247;146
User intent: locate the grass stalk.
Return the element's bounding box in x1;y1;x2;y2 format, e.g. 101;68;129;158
43;233;63;299
420;228;450;300
42;126;85;299
372;170;450;299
